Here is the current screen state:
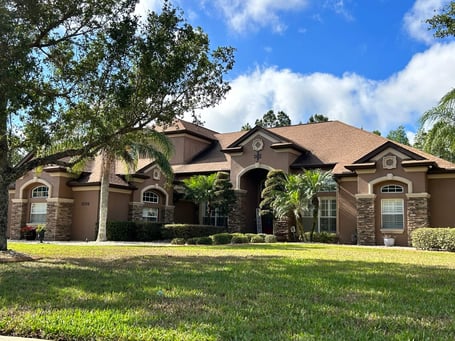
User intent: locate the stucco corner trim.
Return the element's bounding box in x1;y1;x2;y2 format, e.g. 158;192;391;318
12;199;28;204
47;198;75;204
406;192;431;199
355;194;376;199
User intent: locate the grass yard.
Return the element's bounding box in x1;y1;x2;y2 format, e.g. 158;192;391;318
1;242;454;340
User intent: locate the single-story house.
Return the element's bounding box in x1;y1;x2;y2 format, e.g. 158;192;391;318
7;119;455;246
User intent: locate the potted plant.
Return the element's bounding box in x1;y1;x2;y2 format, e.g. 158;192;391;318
21;225;37;240
383;234;395;247
36;224;46;243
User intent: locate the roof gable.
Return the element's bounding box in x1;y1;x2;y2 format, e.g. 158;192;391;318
222;126;307;154
353;141;425;164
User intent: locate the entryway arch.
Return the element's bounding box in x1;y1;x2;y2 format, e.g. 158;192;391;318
238;166;273;234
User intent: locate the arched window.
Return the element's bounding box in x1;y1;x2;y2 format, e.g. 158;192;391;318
381;185;404;193
143;190;159;203
32;186;49;198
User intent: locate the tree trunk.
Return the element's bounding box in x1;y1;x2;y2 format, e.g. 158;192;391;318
0;182;8;251
0;96;9;251
310;197;319;242
96;152;112;242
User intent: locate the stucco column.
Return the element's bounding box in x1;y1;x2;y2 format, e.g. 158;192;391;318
9;199;28;239
46;198;74;241
228;190;247;232
406;193;430;246
355;194;376;245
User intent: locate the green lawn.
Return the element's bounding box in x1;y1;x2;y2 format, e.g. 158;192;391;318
1;242;454;340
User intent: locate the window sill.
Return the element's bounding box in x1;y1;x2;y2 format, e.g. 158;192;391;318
380;229;404;234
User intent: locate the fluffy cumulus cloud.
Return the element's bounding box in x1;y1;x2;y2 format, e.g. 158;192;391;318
403;0;451;44
195;42;455;134
209;0;309;33
134;0;164;17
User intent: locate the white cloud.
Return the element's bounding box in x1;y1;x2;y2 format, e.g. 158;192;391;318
196;42;455;135
134;0;163;18
403;0;450;44
210;0;309;34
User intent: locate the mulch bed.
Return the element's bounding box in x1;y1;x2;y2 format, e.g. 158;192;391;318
0;250;40;263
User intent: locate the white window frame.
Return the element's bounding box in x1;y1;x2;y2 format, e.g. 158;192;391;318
319;198;337;233
381;199;404;230
143;190;159;204
30;202;47;223
142;207;159;222
32;186;49;198
381;185;404;193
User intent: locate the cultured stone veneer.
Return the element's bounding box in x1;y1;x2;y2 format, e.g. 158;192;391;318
129;202;174;223
356;195;376;245
9;200;28;239
273;219;290;241
228;190;247;233
406;194;430;246
46;199;73;241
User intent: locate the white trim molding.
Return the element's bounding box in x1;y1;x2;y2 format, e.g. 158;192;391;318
19;177;53;199
368;174;413;194
141;185;169;206
236;164;274;190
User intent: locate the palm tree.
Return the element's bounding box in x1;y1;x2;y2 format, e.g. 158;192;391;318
182;173;217;224
261;169;334;241
261;170;308;240
96;129;174;242
420;89;455;162
300;169;335;241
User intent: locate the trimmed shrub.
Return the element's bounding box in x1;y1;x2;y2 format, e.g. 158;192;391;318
171;238;186;245
303;232;338;244
186;238;198;245
231;233;249;244
412;228;455;251
250;234;265;243
107;221;136;241
245;233;257;242
196;236;213;245
264;234;277;243
211;233;233;245
135;222;162;241
162;224;227;240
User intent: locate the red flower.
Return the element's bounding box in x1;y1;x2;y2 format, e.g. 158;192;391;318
20;226;36;233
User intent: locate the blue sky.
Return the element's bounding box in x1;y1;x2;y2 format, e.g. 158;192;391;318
138;0;455;141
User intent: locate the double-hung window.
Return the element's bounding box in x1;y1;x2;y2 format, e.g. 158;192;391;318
30;202;47;223
142;207;159;222
381;199;404;229
319;198;336;233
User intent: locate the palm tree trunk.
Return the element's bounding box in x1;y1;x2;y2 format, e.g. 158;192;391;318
96;151;112;242
310;197;319;242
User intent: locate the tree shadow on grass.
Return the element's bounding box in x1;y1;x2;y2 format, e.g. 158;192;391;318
1;254;454;340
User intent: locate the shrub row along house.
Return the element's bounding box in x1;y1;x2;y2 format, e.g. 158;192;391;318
7;119;455;246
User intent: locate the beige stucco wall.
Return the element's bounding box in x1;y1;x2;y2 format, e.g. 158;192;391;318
168;135;212;164
229;136;300;189
337;178;357;244
72;189;99;240
428;175;455;227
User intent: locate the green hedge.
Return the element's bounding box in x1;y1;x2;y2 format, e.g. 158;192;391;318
411;228;455;251
107;221;162;241
211;233;233;245
161;224;227;240
303;232;338;244
230;233;249;244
